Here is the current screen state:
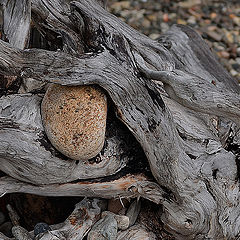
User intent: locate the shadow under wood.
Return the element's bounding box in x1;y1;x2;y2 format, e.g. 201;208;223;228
138;199;175;240
8;193;83;231
0;192;83;234
224;129;240;182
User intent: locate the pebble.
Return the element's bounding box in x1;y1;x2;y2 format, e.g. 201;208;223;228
237;48;240;57
149;33;161;40
111;1;130;12
206;31;222;42
232;63;240;71
160;22;169;33
87;214;118;240
178;0;201;8
236;58;240;64
142;18;151;28
218;51;230;59
210;12;217;19
236;74;240;83
169;13;177;20
34;222;51;236
177;19;187;25
187;16;196;25
163;13;169;23
41;85;107;161
233;15;240;26
213;42;225;51
147;14;157;22
230;69;238;77
223;31;234;44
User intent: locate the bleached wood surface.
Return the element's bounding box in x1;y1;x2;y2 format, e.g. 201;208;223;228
0;0;240;239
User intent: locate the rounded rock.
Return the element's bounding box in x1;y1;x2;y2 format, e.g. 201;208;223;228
41;84;107;161
34;222;51;236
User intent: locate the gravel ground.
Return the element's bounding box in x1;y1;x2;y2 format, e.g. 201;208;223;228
108;0;240;83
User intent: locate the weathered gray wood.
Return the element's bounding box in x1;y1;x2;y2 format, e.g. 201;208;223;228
31;0;84;55
0;24;185;197
1;0;31;49
117;224;157;240
7;204;20;227
0;0;239;239
0;176;164;204
135;24;240;126
32;198;106;240
12;226;32;240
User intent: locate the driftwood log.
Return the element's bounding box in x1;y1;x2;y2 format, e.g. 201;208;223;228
0;0;240;239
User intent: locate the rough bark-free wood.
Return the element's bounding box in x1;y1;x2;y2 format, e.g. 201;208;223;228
0;0;240;239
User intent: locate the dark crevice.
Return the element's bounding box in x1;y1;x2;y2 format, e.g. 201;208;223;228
0;171;6;177
0;75;7;97
177;129;187;141
136;106;145;116
29;25;63;51
88;155;103;164
203;139;210;147
8;193;83;231
157;38;172;50
223;217;229;223
186;153;197;160
185;219;192;224
235;155;240;182
37;132;69;161
144;80;165;111
0;76;22;97
160;185;176;202
204;180;216;201
139;200;175;239
7;77;22;94
212;169;218;180
0;120;20;129
147;117;159;132
224;128;240;182
69;6;135;67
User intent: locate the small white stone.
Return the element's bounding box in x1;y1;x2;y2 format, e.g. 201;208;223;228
230;69;238;77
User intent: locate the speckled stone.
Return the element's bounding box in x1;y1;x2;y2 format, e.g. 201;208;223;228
41;84;107;161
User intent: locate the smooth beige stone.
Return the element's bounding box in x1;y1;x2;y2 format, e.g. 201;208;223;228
41;84;107;161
